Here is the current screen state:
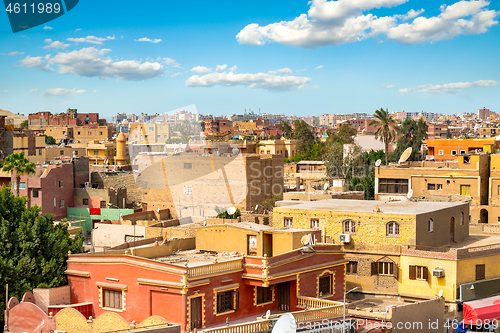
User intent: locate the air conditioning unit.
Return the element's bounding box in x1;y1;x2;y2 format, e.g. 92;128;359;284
339;234;350;243
432;268;445;278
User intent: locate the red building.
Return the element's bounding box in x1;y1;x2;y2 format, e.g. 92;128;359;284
29;109;105;127
66;235;345;331
204;119;231;134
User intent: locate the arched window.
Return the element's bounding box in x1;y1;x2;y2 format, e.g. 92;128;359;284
386;222;400;236
428;219;433;233
343;220;356;234
460;212;464;225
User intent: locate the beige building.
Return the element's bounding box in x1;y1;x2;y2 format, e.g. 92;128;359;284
73;126;113;143
69;141;120;165
257;139;297;158
44;126;73;143
2;129;46;162
129;123;170;143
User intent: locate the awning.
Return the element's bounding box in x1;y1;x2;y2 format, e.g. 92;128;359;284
463;295;500;325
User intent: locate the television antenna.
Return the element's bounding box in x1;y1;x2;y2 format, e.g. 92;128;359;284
399;147;412;164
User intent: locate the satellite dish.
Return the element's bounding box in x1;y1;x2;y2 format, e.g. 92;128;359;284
272;313;296;333
399;147;412;163
375;159;381;167
438;289;444;297
323;183;330;190
407;189;413;199
265;310;271;319
227;206;236;215
495;136;500;142
301;235;311;246
255;204;259;211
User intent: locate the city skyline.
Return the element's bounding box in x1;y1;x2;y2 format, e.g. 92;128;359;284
1;0;499;118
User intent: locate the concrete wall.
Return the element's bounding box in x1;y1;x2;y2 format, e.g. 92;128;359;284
93;223;147;248
390;297;445;333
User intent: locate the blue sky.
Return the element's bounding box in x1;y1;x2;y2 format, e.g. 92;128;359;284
0;0;499;119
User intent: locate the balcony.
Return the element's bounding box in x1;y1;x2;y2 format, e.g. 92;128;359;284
187;259;243;279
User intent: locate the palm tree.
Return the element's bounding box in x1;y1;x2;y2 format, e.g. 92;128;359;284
2;152;36;197
370;108;399;165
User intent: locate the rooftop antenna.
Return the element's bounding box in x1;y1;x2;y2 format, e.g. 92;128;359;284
375;159;381;167
399;147;412;164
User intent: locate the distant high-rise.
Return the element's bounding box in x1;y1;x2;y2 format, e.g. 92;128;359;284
478;107;491;120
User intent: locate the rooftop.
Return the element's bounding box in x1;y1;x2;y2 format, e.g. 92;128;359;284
154;249;242;267
275;199;468;215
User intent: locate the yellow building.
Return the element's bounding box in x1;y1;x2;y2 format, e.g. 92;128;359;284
44;126;73;143
3;130;46;162
69;141;118;165
233;121;257;132
257;139;297;158
73;126;113;143
129;123;170;143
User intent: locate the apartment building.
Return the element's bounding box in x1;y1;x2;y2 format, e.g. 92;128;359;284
427;123;449;140
478;107;491;120
129;123;171;143
204;119;230;134
257;139;297;158
426;138;498;161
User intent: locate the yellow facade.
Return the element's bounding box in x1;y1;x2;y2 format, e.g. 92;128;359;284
257;139;297;158
233;121;257;131
73;126;113;143
129;123;170;143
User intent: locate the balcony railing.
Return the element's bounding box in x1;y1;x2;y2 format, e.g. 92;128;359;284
292;304;344;324
203;319;272;333
187;259;242;279
297;296;342;309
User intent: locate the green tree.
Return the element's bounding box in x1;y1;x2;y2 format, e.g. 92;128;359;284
390;118;428;162
292;120;315;154
20;120;28;129
2;152;36;197
278;121;293;139
370;108;399;166
446;128;452;139
326;124;357;146
214;206;241;219
0;185;84;329
43;135;56;145
200;121;206;131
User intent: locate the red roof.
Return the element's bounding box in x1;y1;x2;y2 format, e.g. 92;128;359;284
463;295;500;325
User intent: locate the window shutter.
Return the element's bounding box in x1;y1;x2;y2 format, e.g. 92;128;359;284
371;262;378;276
423;267;428;280
409;265;416;280
232;290;239;310
394;264;399;279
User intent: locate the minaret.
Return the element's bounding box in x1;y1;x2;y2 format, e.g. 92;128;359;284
115;132;127;166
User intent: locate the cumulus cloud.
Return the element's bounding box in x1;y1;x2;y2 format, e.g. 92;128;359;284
385;84;395;88
269;68;293;74
191;66;212;73
171;72;183;77
216;64;228;72
400;80;500;93
164;57;181;68
22;47;163;81
67;35;115;45
30;88;38;93
43;39;70;49
42;88;86;96
135;37;162;43
229;65;237;72
236;0;499;48
315;65;324;69
20;55;54;72
186;70;311;90
43;26;53;30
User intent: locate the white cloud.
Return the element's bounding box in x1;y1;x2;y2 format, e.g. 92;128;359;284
7;51;24;56
21;47;163;81
400;80;500;93
186;71;311;90
229;65;237;72
191;66;212;73
385;84;395;88
30;88;38;93
93;90;97;93
216;64;228;72
67;35;115;45
269;68;292;74
315;65;324;69
135;37;162;43
2;90;8;93
42;88;86;96
43;39;70;49
20;55;54;72
164;57;181;68
236;0;499;48
43;26;53;30
59;101;69;105
171;72;183;77
75;28;82;32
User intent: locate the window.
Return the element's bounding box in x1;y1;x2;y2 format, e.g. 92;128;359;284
39;149;42;155
318;275;331;296
438;150;444;155
256;287;272;304
346;261;358;274
19;182;26;189
284;217;293;228
476;264;485;281
310;218;319;228
437;184;443;190
149;127;154;131
427;183;436;190
409;265;428;280
184;163;192;169
59;181;63;188
100;201;107;208
386;222;400;236
428;219;433;233
77;131;81;135
378;178;409;194
460;185;471;196
372;262;395;276
343;220;356;234
460;150;466;155
217;290;239;313
94;150;99;156
60;150;64;156
59;199;64;208
451;150;457;156
103;289;122;309
32;188;39;198
74;151;78;155
99;131;103;135
460;212;464;225
83;198;89;205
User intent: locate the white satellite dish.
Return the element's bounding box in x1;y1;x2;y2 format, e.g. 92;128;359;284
399;147;412;164
323;183;330;190
301;235;311;246
407;189;413;199
438;289;444;297
265;310;271;319
255;204;259;211
227;206;236;215
272;313;296;333
375;159;381;167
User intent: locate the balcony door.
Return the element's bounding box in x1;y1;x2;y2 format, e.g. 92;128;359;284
277;282;290;312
